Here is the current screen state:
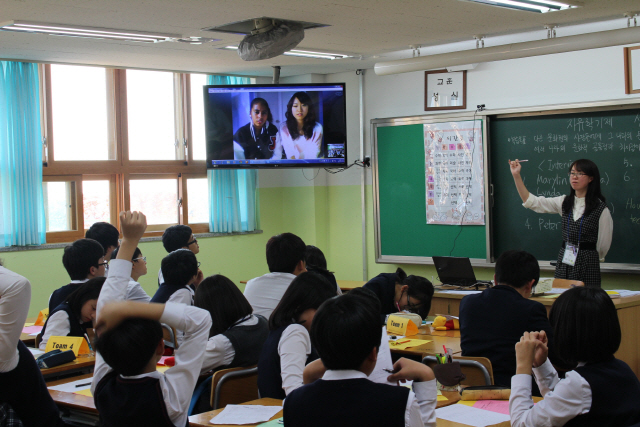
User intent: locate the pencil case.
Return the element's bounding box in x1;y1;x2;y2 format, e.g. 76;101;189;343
36;349;76;369
433;362;466;386
460;385;511;400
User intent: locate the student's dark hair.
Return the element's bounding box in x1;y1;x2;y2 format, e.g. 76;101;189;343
250;97;273;123
269;271;336;330
62;239;105;280
395;267;407;284
495;250;540;289
311;287;381;370
550;287;620;366
65;277;105;316
161;225;193;252
194;274;253;337
285;91;317;140
110;246;142;261
95;318;163;376
265;233;306;274
562;159;606;217
402;275;435;319
85;222;119;255
161;249;198;287
305;245;328;270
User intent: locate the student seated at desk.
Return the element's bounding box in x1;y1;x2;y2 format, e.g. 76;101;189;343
363;268;434;323
158;225;200;286
257;272;337;399
40;278;104;350
511;287;640;427
86;221;120;274
459;249;553;392
284;287;437;427
110;246;150;302
304;245;341;295
49;238;106;313
0;261;67;426
92;211;211;427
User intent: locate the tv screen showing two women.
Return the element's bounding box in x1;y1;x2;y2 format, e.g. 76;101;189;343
204;84;347;168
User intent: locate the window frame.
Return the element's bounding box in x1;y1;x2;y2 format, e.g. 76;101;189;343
42;175;84;243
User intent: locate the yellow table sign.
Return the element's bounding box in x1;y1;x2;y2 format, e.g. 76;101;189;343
45;336;90;356
387;314;419;336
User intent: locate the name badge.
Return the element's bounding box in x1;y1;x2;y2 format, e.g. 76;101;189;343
386;315;419;336
45;336;90;356
562;244;579;266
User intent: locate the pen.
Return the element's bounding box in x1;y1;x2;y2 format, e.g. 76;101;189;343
75;382;91;388
84;333;93;351
517;160;528;162
396;339;410;344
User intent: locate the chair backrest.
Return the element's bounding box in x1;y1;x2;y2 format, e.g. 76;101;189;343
161;323;177;349
552;278;585;288
422;355;494;386
210;365;259;410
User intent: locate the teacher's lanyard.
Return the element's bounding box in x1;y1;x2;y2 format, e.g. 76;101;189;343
567;212;585;246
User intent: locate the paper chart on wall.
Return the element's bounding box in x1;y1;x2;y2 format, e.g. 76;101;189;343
424;120;484;225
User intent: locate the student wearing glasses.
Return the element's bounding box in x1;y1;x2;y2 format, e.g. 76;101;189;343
509;158;612;287
363;267;434;324
110;246;150;302
158;225;200;286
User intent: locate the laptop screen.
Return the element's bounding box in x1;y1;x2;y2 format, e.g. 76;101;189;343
432;256;477;286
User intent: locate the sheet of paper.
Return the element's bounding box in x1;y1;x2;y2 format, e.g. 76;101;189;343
389;339;432;350
48;377;93;393
29;332;40;336
22;325;43;334
24;322;35;327
74;388;93;397
388;335;406;341
157;365;170;373
436;404;510;426
437;290;482;295
550;288;570;294
459;400;510;415
612;289;640;297
28;348;44;357
257;417;283;426
368;327;397;386
210;405;282;425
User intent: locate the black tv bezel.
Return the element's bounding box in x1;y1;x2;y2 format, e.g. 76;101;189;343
203;82;347;169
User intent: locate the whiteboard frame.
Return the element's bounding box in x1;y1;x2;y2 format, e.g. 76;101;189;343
372;98;640;273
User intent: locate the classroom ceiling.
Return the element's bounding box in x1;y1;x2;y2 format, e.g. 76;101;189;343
0;0;638;77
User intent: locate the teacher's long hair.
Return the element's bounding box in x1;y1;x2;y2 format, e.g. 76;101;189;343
285;91;317;140
562;159;606;217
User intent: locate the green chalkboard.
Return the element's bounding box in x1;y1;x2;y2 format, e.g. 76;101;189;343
374;122;486;261
490;108;640;265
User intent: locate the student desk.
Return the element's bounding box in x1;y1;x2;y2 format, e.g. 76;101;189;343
47;373;97;414
338;280;365;292
20;332;36;347
40;354;95;380
389;326;461;360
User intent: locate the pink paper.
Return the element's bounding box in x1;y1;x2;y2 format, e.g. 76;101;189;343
472;400;510;415
22;325;43;334
158;356;171;366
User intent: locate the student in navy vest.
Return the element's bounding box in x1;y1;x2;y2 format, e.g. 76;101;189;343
92;211;211;427
509;158;612;287
158;225;200;287
304;245;341;295
257;272;337;399
510;287;640;426
285;287;437;427
40;278;104;350
0;261;67;426
86;221;120;271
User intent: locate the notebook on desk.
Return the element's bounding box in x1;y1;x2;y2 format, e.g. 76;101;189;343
432;256;477;287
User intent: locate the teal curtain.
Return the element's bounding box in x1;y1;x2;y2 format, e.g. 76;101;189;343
0;61;46;247
206;75;259;233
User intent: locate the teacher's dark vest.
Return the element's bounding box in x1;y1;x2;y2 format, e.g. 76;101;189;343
555;199;605;287
94;371;186;427
222;314;269;368
257;325;319;399
40;302;87;340
284;378;409;427
565;358;640;427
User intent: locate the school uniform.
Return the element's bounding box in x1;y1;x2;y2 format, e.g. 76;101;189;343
243;272;296;320
0;266;65;426
48;279;88;313
257;324;318;399
125;278;151;302
510;357;640;426
233;122;280;160
363;272;399;323
38;302;89;350
91;259;211;427
284;370;437;427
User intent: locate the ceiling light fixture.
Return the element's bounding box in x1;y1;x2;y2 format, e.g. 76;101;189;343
463;0;576;13
222;46;351;60
374;26;640;76
0;20;180;42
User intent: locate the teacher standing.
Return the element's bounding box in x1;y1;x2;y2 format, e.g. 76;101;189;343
509;158;612;287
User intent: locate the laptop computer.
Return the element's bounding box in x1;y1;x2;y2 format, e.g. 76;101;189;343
432;256;477;287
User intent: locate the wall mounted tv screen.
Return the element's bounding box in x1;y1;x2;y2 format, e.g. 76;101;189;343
204;83;347;168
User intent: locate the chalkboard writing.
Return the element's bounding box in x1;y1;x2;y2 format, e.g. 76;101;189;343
490;108;640;264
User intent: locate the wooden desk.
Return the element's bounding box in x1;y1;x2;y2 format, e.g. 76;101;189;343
338;280;365;292
47;373;97;414
41;354;95;380
389;327;461;360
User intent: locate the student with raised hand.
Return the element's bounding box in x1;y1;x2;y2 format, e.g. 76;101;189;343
91;211;211;427
0;260;67;426
285;287;437;427
158;225;199;286
49;238;106;313
39;278;104;350
257;272;337;399
510;287;640;427
363;267;435;323
110;246;150;302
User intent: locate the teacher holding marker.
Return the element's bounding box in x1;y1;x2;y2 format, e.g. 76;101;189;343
509;158;612;287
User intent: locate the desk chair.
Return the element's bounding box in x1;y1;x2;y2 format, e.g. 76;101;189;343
552;278;585;288
423;355;494;386
188;365;260;414
161;323;177;351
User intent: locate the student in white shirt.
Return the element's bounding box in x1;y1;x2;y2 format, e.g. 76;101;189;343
510;287;640;427
257;272;338;399
158;225;199;286
91;211;211;427
110;246;150;302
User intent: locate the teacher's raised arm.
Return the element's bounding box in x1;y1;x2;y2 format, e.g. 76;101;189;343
508;159;530;203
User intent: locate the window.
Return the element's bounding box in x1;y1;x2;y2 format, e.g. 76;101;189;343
42;65;216;241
